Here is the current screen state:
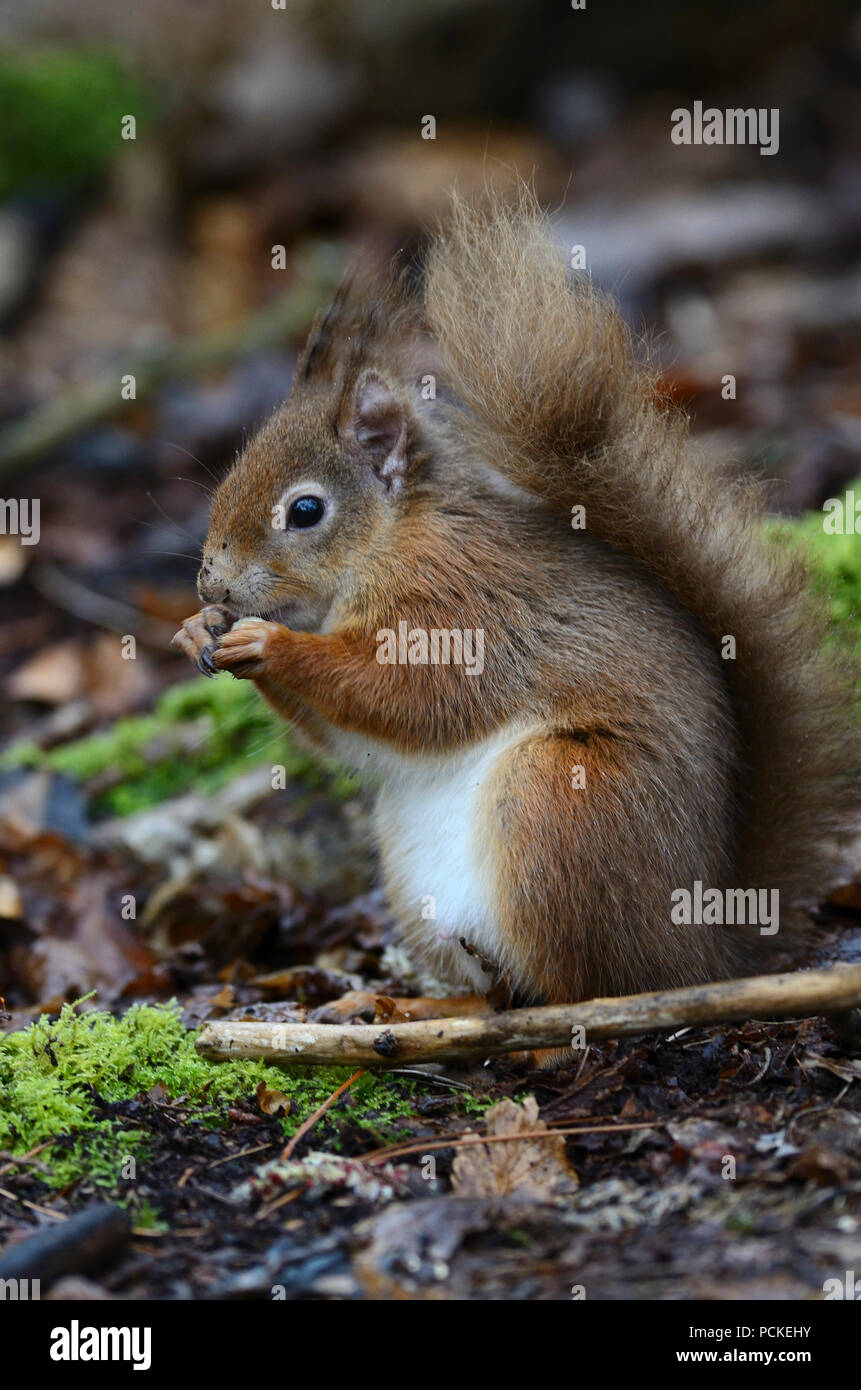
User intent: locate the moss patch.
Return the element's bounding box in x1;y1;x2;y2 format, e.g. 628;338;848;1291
0;49;150;201
2;676;357;816
0;1001;417;1192
785;494;861;646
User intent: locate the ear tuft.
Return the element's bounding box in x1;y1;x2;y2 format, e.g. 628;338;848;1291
349;371;409;490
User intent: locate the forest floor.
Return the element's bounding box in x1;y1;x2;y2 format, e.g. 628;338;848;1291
2;753;860;1299
2;10;861;1300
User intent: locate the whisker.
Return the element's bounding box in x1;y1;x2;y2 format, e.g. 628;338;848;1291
173;475;215;499
145;490;199;545
132;517;200;548
243;725;294;762
159;440;220;483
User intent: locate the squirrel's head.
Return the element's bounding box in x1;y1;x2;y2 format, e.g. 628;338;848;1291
198;370;422;629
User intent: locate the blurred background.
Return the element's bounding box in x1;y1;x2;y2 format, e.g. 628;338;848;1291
0;0;859;1015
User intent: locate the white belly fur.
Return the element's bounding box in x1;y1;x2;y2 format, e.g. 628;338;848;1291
330;722;531;991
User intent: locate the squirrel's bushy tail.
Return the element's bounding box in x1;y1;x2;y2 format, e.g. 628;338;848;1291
425;188;858;920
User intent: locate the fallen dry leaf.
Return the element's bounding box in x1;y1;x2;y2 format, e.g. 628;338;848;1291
7;632;153;713
827;882;861;910
800;1051;861;1083
8;640;86;705
0;817;164;1009
451;1096;579;1203
788;1144;854;1185
256;1081;292;1117
146;1082;173;1104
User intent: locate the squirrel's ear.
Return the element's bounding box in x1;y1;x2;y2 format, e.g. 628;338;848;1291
344;370;410;492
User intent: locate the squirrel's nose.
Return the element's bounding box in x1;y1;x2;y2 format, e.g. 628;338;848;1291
198;565;230;604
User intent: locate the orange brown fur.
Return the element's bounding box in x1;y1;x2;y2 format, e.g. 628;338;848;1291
174;187;858;1025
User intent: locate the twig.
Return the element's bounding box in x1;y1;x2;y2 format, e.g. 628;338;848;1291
740;1045;773;1087
572;1044;591;1085
361;1120;659;1166
253;1187;304;1222
385;1067;474;1091
0;1187;66;1220
280;1069;365;1161
206;1141;277;1170
248;1071;370;1222
0;243;343;479
195;964;861;1069
0;1141;55;1180
0;1204;129;1282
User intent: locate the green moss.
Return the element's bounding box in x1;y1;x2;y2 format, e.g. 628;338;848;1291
764;483;861;698
459;1091;491;1116
0;49;151;200
130;1199;168;1233
0;1001;417;1191
783;496;861;645
2;675;357;815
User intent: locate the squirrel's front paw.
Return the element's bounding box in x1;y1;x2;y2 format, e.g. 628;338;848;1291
170;604;236;677
212;617;283;680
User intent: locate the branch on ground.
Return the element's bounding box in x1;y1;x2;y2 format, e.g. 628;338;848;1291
195;963;861;1069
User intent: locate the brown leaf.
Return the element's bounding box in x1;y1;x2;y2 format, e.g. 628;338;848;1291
827;882;861;909
251;965;356;1006
256;1081;291;1117
451;1096;578;1203
0;818;163;1009
7;632;153;714
800;1051;861;1083
146;1082;172;1104
789;1144;853;1185
8;640;86;705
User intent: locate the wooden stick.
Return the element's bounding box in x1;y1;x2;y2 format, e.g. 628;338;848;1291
280;1069;365;1161
194;963;861;1069
0;1203;130;1284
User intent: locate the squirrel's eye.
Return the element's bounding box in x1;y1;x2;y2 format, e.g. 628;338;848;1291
288;495;325;529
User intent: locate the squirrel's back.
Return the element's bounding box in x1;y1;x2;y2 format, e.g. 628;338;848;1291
421;188;858;945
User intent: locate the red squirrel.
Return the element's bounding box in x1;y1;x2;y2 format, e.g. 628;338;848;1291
172;189;857;1034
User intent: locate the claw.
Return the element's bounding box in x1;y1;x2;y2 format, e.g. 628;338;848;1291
204;604;237;638
197;647;217;677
